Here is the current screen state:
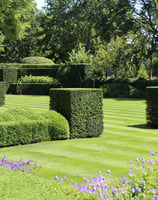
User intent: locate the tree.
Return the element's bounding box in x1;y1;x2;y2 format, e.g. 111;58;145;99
131;0;158;79
38;0;134;62
0;0;35;51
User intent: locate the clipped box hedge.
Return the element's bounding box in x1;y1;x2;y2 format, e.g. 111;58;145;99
50;88;103;139
15;83;61;95
0;82;5;107
146;86;158;128
0;108;69;147
0;68;17;92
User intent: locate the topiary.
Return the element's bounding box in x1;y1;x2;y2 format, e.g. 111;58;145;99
21;57;55;65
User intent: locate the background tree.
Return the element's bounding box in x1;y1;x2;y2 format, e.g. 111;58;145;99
131;0;158;79
0;0;36;52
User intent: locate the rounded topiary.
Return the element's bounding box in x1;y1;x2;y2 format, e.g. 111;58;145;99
21;57;54;65
0;107;69;147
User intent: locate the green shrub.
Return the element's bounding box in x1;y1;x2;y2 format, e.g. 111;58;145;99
0;68;17;92
50;88;103;139
14;75;61;95
129;86;145;98
0;107;69;147
146;86;158;128
101;83;130;98
0;82;5;106
18;75;58;84
21;57;55;65
56;64;92;88
10;76;61;95
16;83;60;95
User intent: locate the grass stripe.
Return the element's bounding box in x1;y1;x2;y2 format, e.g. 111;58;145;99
1;95;158;183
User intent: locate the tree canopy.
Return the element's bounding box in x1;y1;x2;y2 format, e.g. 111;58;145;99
1;0;158;79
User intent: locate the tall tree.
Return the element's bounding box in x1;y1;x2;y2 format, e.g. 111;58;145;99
0;0;36;51
131;0;158;79
39;0;134;62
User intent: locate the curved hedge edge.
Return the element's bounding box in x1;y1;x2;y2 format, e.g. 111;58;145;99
0;118;69;147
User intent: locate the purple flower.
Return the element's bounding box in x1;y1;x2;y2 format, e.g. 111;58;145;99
141;181;145;185
136;187;141;193
130;167;133;171
141;157;145;163
130;161;133;164
121;189;125;194
129;172;134;177
71;182;76;187
104;194;107;200
150;159;155;163
135;158;139;162
151;189;157;194
59;178;64;183
129;181;134;184
122;175;126;184
132;188;135;193
97;170;101;174
154;196;158;200
54;175;58;180
150;151;155;156
106;170;110;175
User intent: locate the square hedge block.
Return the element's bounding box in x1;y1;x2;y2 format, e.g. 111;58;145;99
146;86;158;128
50;88;103;138
0;82;5;107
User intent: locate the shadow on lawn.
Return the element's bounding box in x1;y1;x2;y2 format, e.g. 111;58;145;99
114;98;145;101
128;124;158;130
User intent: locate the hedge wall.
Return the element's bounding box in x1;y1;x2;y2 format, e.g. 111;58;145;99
101;78;158;98
56;64;92;88
0;67;17;93
146;86;158;128
0;82;5;107
0;108;69;147
8;83;61;95
18;66;58;78
50;88;103;139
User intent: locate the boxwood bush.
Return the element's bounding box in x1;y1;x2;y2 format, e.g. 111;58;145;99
9;76;61;95
50;88;103;139
0;107;69;147
0;82;5;107
21;57;55;65
146;86;158;128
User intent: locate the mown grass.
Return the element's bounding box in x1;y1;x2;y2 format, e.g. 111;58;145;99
1;95;158;199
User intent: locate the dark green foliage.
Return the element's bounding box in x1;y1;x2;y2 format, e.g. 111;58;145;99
56;64;92;88
0;107;69;147
13;75;61;95
21;57;55;65
18;66;58;78
146;87;158;128
0;82;5;107
1;63;92;89
50;88;103;139
15;83;60;95
0;67;17;92
101;78;158;98
101;83;130;98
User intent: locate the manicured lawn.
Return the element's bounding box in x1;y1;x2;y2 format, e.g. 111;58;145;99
2;95;158;183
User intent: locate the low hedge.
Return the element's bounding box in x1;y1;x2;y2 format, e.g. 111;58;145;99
16;83;61;95
0;107;69;147
101;78;158;98
0;82;5;107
